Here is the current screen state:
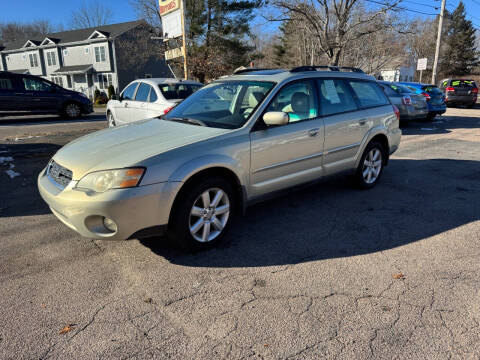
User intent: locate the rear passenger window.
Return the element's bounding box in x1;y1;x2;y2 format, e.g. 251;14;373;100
135;83;151;102
149;88;158;102
348;81;389;108
267;80;317;123
0;78;13;90
317;79;358;116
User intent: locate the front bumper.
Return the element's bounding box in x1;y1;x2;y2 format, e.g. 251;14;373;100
81;102;94;114
38;168;182;240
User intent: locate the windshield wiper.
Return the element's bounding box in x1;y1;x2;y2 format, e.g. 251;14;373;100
163;117;207;127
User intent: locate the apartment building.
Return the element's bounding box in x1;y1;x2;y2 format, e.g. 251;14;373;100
0;20;172;98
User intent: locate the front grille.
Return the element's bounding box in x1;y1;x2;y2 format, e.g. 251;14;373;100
47;160;73;188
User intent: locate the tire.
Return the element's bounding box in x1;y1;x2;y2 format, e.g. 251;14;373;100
425;113;435;121
353;141;386;189
167;177;234;251
107;111;116;127
63;102;82;119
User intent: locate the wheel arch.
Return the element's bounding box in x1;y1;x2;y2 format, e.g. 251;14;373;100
355;130;390;168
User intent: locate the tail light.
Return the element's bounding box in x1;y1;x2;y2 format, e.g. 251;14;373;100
445;87;455;92
421;92;431;101
402;96;412;105
163;106;173;114
393;105;400;122
472;88;478;94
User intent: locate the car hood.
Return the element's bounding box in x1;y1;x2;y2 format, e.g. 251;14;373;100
53;118;230;179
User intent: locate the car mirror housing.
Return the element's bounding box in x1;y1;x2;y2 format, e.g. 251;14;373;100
263;111;289;126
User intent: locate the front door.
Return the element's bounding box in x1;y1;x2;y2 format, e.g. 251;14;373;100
249;79;325;198
20;76;60;112
115;82;139;125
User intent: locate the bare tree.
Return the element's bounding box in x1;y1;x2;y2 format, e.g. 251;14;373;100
130;0;162;28
272;0;400;66
70;2;114;29
0;20;55;45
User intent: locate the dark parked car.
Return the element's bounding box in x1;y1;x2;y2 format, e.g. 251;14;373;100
377;81;428;121
0;71;93;118
399;82;446;120
438;78;478;108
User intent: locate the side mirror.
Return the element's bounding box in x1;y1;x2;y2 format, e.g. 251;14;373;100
263;111;289;126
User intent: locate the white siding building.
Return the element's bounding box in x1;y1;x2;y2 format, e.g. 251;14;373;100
0;20;172;98
379;67;415;82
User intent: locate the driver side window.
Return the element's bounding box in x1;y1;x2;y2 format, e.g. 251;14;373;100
267;80;317;123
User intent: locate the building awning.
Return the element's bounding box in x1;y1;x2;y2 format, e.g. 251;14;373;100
54;65;93;75
9;69;30;74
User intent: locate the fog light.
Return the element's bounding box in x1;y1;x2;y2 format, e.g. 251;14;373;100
103;217;117;232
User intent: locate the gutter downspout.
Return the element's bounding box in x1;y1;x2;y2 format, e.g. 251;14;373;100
111;39;120;94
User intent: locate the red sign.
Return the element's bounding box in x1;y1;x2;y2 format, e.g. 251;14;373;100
159;0;180;16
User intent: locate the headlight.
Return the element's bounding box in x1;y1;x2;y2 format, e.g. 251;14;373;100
76;168;145;193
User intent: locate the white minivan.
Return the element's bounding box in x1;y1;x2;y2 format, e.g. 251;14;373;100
106;78;203;127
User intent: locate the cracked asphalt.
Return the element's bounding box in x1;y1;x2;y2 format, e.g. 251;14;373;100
0;107;479;359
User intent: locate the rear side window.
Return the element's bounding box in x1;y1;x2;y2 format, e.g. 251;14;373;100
0;78;13;90
135;83;151;102
22;77;53;92
122;83;138;100
317;79;358;116
348;81;389;107
149;88;158;102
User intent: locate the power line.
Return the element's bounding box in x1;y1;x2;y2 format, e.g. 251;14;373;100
401;0;439;9
364;0;439;15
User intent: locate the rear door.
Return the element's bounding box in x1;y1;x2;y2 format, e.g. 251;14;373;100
21;76;60;112
130;82;151;121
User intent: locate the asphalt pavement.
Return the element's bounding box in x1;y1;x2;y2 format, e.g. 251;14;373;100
0;108;479;359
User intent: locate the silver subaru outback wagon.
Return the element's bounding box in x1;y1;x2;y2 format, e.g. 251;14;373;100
38;66;401;250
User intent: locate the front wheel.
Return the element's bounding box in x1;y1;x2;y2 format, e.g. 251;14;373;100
168;177;234;251
353;141;385;189
107;111;116;127
63;102;81;119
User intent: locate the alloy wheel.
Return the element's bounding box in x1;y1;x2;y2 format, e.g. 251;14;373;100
108;113;116;127
362;148;382;184
66;103;80;118
189;187;230;243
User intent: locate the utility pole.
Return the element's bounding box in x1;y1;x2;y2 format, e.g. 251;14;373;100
432;0;446;85
180;0;188;80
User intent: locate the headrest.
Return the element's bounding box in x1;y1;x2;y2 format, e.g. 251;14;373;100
249;91;265;108
291;92;309;114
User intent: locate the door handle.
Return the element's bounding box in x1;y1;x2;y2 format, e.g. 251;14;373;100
308;128;320;137
124;102;129;108
359;119;366;126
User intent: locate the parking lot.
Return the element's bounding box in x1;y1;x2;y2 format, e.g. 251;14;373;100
0;107;479;359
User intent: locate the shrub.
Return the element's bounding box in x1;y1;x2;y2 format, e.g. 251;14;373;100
107;85;115;99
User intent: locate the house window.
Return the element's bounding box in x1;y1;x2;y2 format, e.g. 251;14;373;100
29;53;38;67
94;46;106;62
98;73;113;89
66;75;72;88
46;51;57;66
51;76;64;87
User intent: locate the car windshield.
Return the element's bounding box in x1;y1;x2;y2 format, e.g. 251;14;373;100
159;83;203;100
163;80;275;129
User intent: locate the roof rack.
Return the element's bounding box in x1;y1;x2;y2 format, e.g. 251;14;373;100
290;65;364;74
233;67;278;74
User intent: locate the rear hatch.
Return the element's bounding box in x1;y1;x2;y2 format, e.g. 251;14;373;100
449;80;477;97
422;85;445;105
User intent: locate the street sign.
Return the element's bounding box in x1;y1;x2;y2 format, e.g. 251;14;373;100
417;58;428;71
162;9;182;38
165;46;184;60
159;0;180;16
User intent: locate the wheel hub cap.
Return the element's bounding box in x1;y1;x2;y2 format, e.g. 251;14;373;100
362;148;382;184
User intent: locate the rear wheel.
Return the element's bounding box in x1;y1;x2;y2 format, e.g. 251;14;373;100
425;113;435;121
353;141;385;189
168;177;234;251
63;102;81;119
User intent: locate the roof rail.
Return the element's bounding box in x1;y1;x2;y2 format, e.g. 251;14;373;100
233;67;278;74
290;65;364;74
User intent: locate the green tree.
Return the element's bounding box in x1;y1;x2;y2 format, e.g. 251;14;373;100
442;1;479;75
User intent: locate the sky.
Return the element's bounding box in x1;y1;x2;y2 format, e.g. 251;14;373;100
0;0;479;32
